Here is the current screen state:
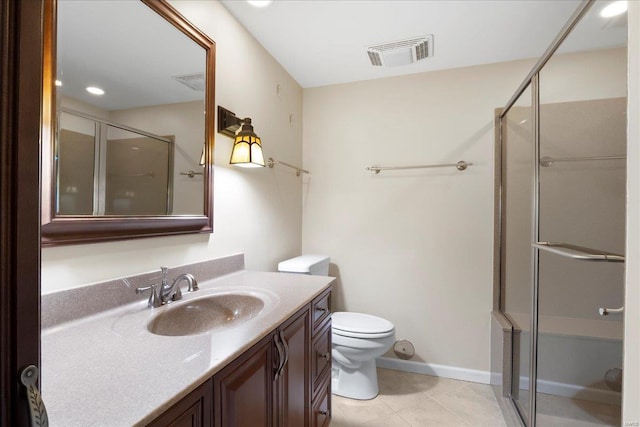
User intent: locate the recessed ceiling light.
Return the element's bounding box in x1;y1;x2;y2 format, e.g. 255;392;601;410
247;0;272;7
86;86;105;96
55;80;62;87
600;1;627;18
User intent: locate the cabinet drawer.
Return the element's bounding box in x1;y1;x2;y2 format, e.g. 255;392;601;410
311;289;331;332
311;375;331;427
311;320;331;392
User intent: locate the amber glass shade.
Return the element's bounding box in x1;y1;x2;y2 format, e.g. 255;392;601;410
229;120;265;168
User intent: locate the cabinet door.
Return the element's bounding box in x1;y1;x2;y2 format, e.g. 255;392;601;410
214;334;274;427
274;307;310;427
147;380;212;427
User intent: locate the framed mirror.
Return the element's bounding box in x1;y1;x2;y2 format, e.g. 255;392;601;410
41;0;215;245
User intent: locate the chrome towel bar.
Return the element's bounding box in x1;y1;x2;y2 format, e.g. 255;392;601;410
366;160;473;174
267;157;309;176
599;306;624;316
540;155;626;167
532;242;625;263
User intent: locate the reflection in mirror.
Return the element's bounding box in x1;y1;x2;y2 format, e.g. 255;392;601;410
56;0;204;216
42;0;215;245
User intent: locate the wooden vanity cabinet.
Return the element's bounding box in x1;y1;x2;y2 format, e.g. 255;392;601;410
273;306;310;427
148;288;331;427
147;379;213;427
214;333;275;427
310;289;332;426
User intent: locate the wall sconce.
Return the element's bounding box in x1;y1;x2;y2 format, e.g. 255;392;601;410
217;106;265;168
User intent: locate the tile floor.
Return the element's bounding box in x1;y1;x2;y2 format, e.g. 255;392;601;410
536;393;621;426
329;368;622;427
330;368;509;427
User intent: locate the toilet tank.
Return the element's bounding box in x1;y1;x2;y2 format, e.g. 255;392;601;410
278;255;330;276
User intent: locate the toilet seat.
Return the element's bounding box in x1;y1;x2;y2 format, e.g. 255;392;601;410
332;312;395;339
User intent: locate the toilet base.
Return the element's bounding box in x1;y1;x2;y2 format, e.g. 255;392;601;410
332;358;379;400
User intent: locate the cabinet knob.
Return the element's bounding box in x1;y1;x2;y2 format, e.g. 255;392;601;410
319;410;329;416
318;352;331;361
316;306;328;313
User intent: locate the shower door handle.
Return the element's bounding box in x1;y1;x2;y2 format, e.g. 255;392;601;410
599;306;624;316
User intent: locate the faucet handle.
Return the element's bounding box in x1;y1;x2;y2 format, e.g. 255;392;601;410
136;284;162;308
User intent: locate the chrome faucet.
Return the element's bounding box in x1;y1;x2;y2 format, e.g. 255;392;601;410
135;266;199;308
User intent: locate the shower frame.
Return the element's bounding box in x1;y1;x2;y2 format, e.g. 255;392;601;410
492;1;608;425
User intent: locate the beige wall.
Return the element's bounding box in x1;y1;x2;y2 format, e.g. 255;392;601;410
302;59;532;372
42;0;303;293
302;49;626;373
624;2;640;423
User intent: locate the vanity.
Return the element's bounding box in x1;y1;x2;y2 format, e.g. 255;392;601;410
41;255;333;426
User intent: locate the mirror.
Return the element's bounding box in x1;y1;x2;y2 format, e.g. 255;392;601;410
42;0;215;245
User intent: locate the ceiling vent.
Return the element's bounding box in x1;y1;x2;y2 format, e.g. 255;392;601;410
366;35;433;67
172;73;205;91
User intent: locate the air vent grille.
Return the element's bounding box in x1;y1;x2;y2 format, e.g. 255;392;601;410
415;40;430;61
172;73;205;92
366;35;433;67
367;51;383;66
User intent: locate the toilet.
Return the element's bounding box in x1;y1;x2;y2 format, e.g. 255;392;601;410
278;255;396;400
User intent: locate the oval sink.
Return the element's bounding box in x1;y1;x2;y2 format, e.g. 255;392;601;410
147;293;265;336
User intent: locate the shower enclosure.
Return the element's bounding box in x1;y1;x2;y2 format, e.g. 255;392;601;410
492;1;627;426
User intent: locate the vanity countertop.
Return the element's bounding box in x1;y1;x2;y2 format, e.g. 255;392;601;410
42;270;333;427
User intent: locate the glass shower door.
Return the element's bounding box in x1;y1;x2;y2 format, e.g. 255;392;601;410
500;85;534;424
535;2;627;422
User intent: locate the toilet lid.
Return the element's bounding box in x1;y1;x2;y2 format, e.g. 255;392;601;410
332;312;395;337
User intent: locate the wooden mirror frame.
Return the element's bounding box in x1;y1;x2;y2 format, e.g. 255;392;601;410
41;0;215;246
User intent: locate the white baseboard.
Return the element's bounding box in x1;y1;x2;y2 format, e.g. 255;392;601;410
376;357;491;384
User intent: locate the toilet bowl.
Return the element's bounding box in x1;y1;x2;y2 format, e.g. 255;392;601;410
277;255;395;400
331;311;395;399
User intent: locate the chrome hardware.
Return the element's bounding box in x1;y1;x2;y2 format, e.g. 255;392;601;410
274;333;285;380
540;155;626;168
366;160;473;174
532;242;625;263
267;157;309;176
319;352;331;361
274;330;290;380
316;306;328;313
20;365;49;427
157;267;198;304
180;170;204;178
135;284;161;308
163;273;198;303
279;330;289;372
599;306;624;316
138;267;199;308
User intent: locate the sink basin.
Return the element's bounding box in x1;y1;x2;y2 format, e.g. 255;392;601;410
147;293;265;336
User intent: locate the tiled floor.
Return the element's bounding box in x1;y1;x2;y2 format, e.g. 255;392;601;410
536;393;621;426
330;368;508;427
329;368;622;427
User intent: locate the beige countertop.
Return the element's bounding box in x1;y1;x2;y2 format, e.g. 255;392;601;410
42;270;333;427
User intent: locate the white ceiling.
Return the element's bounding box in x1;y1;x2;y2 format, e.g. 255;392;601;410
56;0;627;111
57;0;205;111
220;0;627;88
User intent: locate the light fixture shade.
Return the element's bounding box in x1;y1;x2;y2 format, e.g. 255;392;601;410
229;119;265;167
